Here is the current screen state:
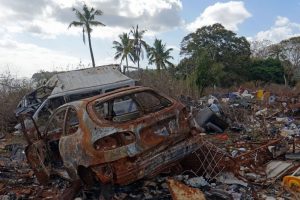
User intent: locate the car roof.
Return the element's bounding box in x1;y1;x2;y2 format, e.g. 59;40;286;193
46;65;134;97
86;86;154;102
64;86;157;108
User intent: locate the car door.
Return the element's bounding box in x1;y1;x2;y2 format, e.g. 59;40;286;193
25;107;68;184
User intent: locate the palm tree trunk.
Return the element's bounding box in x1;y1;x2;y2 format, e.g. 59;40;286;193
125;56;129;74
156;63;162;78
137;48;141;78
87;30;96;68
119;59;123;73
137;44;141;70
137;48;140;70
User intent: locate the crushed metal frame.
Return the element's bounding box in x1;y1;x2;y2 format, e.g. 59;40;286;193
182;137;288;185
23;86;203;186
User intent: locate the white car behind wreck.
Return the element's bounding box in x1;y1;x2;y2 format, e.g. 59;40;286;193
15;65;135;131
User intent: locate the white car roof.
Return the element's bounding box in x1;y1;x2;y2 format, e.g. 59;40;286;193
45;65;134;97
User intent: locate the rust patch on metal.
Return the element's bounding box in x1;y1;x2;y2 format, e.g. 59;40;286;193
167;178;206;200
25;86;198;186
25;140;50;184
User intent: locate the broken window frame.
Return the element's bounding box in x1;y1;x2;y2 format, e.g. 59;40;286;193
66;89;102;102
93;95;142;123
35;96;67;127
90;90;173;124
43;105;80;138
132;91;172;114
64;106;80;136
43;106;68;139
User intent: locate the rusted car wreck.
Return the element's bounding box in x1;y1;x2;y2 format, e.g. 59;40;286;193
22;86;202;186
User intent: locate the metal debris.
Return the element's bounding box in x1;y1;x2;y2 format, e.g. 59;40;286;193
3;87;300;199
23;86;202;186
167;178;206;200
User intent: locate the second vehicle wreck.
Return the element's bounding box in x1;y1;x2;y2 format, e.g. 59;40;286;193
15;65;135;131
23;86;203;186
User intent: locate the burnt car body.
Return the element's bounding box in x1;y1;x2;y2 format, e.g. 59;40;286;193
24;86;202;186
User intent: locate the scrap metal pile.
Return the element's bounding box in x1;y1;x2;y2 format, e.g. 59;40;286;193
179;89;300;199
1;87;300;199
0;136;71;199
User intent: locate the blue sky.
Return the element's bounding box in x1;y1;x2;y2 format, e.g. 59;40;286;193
0;0;300;77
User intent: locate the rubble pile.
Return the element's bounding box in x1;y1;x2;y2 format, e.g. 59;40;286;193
180;89;300;199
2;88;300;199
0;136;70;199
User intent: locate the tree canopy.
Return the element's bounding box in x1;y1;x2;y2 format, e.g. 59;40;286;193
248;58;284;84
179;23;251;86
69;3;105;67
180;23;250;62
148;39;174;71
113;33;135;72
130;25;148;70
191;50;223;96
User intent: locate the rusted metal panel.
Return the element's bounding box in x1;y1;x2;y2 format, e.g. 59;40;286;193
99;135;202;185
167;178;206;200
25;86;196;186
25;140;50;184
59;179;81;200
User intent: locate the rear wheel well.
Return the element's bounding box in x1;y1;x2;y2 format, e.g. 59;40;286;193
77;165;114;199
77;165;96;186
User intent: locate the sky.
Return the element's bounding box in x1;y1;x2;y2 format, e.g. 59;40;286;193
0;0;300;78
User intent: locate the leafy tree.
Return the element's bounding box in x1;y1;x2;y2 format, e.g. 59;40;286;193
268;43;283;60
190;50;223;96
281;60;295;86
248;58;284;85
69;3;105;67
250;40;272;58
147;39;174;71
180;23;250;61
180;23;250;86
280;37;300;85
173;57;196;79
266;37;300;86
113;33;135;73
280;36;300;69
130;25;148;70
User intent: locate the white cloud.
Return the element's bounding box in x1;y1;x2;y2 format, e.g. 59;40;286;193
92;26;129;40
0;0;183;39
186;1;251;32
124;0;182;17
0;0;183;77
92;0;183;34
275;16;290;27
0;39;88;77
254;16;300;42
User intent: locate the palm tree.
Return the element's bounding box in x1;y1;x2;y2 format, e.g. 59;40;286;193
130;25;148;70
113;33;135;73
69;4;105;68
148;39;174;71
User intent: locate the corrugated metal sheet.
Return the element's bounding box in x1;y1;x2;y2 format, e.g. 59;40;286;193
45;65;133;96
